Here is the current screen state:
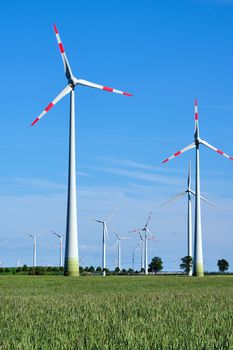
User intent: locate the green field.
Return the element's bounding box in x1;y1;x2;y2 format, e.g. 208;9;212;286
0;275;233;349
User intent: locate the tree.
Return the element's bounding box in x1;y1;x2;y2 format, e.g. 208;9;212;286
217;259;229;273
148;257;163;274
22;264;28;272
96;266;102;272
180;256;193;274
114;267;120;274
79;266;84;274
88;266;95;273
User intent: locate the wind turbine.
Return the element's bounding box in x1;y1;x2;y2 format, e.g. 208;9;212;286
162;99;232;277
137;232;144;272
94;211;116;276
27;231;43;267
132;234;143;271
114;233;131;271
129;212;155;275
51;230;63;267
30;25;132;277
162;162;214;276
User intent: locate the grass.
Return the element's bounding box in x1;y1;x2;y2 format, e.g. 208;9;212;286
0;275;233;349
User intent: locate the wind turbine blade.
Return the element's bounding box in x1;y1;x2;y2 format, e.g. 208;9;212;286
148;235;157;242
189;190;215;206
115;232;120;240
145;211;152;228
194;98;199;139
138;232;143;241
31;85;72;126
105;209;118;222
51;230;61;238
27;234;34;238
75;79;133;97
200;195;215;206
113;241;118;249
53;24;73;80
36;229;46;237
188;161;191;189
128;228;141;234
162;142;195;164
200;139;233;161
161;192;186;206
146;228;154;237
89;217;103;223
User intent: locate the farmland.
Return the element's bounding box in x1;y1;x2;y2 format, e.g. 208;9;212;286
0;276;233;349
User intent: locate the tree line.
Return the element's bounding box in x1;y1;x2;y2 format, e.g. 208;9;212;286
0;257;230;275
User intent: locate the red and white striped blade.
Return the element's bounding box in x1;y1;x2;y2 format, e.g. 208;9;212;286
54;24;73;80
162;142;195;164
76;79;133;96
194;98;199;138
128;228;141;234
200;139;233;161
31;85;72;126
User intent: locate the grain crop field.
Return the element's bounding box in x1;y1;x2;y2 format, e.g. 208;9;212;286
0;275;233;349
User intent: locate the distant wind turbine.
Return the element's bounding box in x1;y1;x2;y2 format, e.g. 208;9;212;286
162;162;214;276
93;211;116;276
27;231;43;267
114;233;131;270
51;230;63;267
30;25;132;276
129;212;155;275
132;235;143;271
137;232;144;272
162;99;233;277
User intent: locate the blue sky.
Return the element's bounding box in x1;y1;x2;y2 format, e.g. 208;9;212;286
0;0;233;271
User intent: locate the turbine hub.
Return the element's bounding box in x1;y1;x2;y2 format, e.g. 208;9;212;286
195;138;201;146
68;79;75;89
